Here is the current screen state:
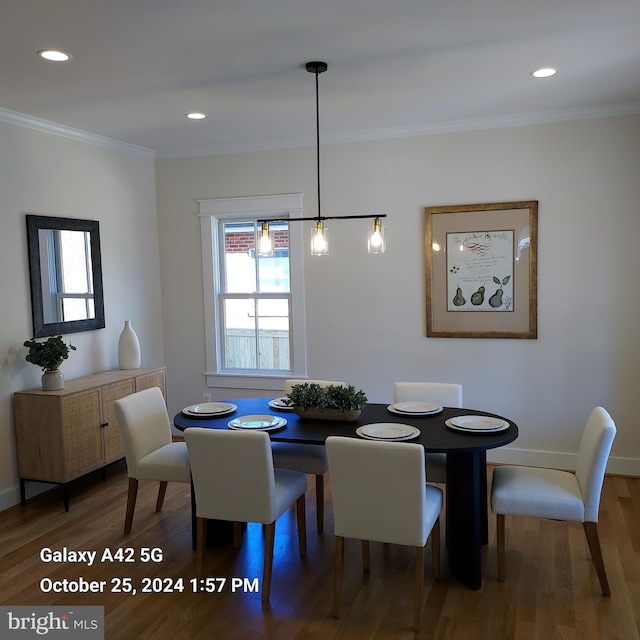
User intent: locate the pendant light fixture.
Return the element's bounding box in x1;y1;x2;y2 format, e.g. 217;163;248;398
367;216;386;254
258;221;274;256
258;61;387;256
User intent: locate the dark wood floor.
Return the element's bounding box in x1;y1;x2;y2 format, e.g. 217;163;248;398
1;460;639;639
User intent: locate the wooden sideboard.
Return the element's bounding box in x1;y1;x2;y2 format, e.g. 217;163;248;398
14;366;166;511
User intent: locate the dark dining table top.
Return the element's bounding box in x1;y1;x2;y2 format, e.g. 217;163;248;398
173;398;518;453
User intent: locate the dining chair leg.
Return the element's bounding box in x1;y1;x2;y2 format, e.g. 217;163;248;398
413;545;425;632
315;474;324;533
124;478;138;534
496;514;505;582
361;540;370;571
196;517;206;577
296;494;307;556
155;481;168;511
583;521;611;596
431;516;441;578
333;535;345;618
233;522;243;548
262;521;276;602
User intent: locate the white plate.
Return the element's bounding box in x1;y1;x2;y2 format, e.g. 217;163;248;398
183;402;237;416
387;402;442;416
445;416;510;433
228;414;287;431
356;423;421;441
268;397;294;411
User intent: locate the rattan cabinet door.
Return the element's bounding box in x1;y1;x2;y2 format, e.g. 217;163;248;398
135;369;166;397
101;378;135;463
61;390;103;478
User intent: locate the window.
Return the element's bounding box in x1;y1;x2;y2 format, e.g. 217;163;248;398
219;220;291;370
199;194;307;390
39;228;95;323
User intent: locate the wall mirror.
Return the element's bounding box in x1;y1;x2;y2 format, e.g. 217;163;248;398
26;215;105;337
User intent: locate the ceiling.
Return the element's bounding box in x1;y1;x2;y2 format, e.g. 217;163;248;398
2;0;640;158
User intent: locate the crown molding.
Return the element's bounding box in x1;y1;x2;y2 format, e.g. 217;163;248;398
3;102;639;161
157;102;640;159
0;108;155;159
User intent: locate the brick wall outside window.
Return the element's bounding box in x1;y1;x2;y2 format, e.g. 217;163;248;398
225;230;289;253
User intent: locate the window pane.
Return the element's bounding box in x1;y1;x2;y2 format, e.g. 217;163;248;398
223;222;256;293
257;298;290;370
223;298;256;369
59;230;92;293
60;297;92;321
258;223;290;293
222;297;291;371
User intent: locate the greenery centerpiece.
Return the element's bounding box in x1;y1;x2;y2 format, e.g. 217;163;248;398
24;336;76;390
286;383;368;422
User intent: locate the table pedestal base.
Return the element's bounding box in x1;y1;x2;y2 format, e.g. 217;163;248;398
446;451;488;590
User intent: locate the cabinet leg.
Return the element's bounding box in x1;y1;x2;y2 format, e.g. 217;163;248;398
63;484;70;512
20;479;26;506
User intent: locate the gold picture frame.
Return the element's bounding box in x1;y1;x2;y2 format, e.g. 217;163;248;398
425;201;538;339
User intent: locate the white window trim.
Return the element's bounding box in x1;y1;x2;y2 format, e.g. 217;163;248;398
198;194;307;391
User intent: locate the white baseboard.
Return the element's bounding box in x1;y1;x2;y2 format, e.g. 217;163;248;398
0;487;19;513
487;447;640;477
0;481;57;513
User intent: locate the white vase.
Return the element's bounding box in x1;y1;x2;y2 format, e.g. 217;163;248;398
118;320;141;370
42;369;64;391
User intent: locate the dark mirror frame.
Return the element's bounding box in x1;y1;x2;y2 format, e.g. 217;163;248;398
26;214;106;337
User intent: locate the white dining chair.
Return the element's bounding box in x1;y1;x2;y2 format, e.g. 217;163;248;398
491;406;616;596
326;436;442;631
184;427;307;602
115;387;191;534
270;379;345;533
393;382;463;484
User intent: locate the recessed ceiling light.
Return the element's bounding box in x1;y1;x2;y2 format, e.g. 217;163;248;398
38;49;72;62
186;112;207;120
531;67;557;78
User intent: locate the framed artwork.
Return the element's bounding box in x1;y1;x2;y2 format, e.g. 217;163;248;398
425;201;538;339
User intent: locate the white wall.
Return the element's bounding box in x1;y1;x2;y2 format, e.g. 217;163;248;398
0;121;164;510
156;114;640;475
5;112;636;513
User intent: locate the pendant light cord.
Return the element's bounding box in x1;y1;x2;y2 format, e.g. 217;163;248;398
314;66;321;222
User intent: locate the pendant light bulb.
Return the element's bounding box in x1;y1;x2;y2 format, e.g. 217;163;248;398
258;222;273;256
311;220;329;256
367;217;386;254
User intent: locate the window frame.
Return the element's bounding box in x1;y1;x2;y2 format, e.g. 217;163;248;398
198;194;307;390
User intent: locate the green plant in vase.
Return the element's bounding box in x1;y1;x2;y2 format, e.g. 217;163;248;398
24;335;76;390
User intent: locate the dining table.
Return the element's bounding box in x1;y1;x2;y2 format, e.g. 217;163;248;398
173;398;518;591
